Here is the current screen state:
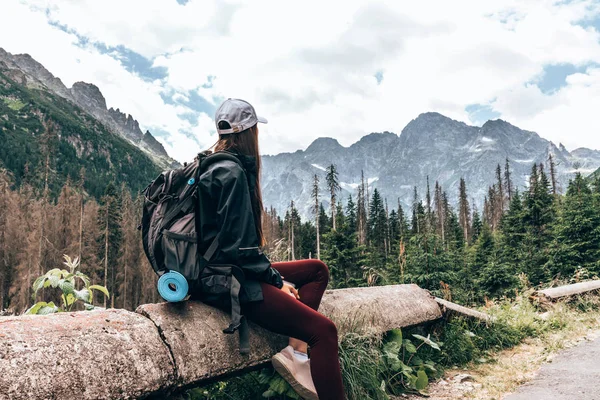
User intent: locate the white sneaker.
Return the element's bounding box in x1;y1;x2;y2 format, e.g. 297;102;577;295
271;346;319;400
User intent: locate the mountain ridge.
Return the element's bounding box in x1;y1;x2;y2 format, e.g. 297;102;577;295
262;113;600;219
0;48;177;169
0;63;161;199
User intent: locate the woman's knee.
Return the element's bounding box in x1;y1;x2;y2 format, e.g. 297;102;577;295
312;259;330;285
314;316;338;343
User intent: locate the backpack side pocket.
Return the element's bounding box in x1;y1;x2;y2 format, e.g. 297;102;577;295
162;213;200;282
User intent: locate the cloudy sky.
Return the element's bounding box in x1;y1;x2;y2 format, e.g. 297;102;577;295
1;0;600;162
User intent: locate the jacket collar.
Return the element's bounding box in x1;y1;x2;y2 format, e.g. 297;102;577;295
235;153;258;177
223;151;257;178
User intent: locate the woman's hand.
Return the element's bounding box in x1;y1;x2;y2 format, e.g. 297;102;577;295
280;283;300;300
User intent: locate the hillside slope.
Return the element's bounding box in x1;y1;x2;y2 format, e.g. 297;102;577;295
0;62;160;198
0;47;178;169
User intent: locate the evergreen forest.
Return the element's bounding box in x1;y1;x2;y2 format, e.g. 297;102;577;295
2;153;600;313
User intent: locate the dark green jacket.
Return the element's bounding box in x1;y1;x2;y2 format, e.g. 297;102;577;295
197;151;283;303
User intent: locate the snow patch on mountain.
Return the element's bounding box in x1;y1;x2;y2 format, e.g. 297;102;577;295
566;168;597;174
340;182;359;190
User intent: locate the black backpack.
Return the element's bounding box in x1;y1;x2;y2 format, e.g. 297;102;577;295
140;150;251;354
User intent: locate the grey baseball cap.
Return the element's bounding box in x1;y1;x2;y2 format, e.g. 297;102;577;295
215;98;268;135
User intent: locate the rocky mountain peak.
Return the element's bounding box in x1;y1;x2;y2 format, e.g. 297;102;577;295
305;137;344;153
108;107;143;141
398;111;476;150
70;82;107;111
351;131;397;147
403;112;470;134
142;130;169;158
412;111;465;127
559;143;568;153
480;118;523;133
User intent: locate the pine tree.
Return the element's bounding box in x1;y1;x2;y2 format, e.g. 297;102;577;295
346;195;357;234
411;187;426;235
97;183;122;308
368;189;387;261
473;222;516;299
298;220;317;260
117;184;142;310
471;207;483;242
36;120;59;276
0;172;11;309
487;185;498;230
397;200;410;241
388;209;399;248
458;178;471;244
325;164;341;231
321;205;364;288
81;199;102;291
18;180;41;311
285;201;300;260
53;179;79;263
434;181;445;242
357;171;367;245
548;153;558;196
77;168;86;261
500;189;525;274
312;174;321;259
522;164;555;284
550;173;600;276
425;177;433;232
504;158;513;202
496;164;505;215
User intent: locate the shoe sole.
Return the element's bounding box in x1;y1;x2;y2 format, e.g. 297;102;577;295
272;354;319;400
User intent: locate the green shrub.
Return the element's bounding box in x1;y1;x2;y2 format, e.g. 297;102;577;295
24;255;109;315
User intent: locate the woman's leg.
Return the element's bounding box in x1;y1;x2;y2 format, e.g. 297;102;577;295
271;259;329;311
271;259;330;353
242;282;345;400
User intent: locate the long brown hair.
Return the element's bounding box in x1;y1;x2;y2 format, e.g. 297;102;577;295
211;122;265;246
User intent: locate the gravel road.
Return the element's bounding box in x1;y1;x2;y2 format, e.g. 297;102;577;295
504;336;600;400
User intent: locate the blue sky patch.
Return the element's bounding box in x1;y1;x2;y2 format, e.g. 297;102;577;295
49;19;168;82
203;75;216;89
178;112;200;125
160;88;219;117
533;63;597;94
576;15;600;33
466;103;501;126
99;44;168;81
150;127;175;144
176;0;191;5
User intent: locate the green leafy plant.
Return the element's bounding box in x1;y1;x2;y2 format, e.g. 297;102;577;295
382;329;441;395
259;369;301;399
262;329;442;400
24;255;109;315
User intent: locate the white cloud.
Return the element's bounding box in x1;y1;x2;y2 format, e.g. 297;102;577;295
2;0;600;161
496;66;600;150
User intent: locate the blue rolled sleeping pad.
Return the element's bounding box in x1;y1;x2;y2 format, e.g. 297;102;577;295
157;270;189;302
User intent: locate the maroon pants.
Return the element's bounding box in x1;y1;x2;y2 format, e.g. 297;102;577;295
242;259;346;400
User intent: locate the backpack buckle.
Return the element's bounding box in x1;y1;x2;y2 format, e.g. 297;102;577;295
223;322;241;334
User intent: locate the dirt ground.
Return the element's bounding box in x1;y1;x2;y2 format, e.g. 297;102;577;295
398;325;600;400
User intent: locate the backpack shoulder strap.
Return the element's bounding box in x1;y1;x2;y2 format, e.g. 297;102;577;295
200;150;245;172
196;151;247;263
